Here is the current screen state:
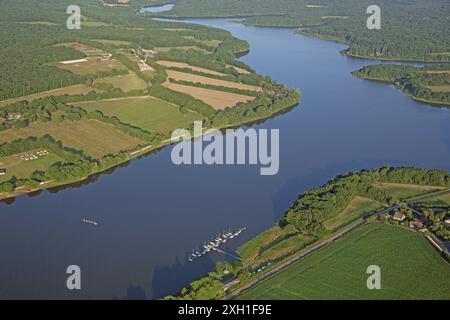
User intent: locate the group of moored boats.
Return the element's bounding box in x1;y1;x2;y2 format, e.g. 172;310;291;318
188;227;246;262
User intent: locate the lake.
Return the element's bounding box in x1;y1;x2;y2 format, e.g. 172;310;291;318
0;18;449;299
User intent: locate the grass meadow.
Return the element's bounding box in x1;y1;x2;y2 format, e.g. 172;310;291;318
73;96;201;134
238;223;450;300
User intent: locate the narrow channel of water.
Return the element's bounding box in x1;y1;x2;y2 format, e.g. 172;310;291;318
0;18;449;299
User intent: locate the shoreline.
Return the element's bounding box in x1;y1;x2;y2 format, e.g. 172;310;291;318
295;30;445;63
0;11;300;203
0;98;300;203
353;74;450;107
153;12;447;63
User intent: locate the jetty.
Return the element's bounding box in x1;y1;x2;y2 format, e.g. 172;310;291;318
187;227;246;262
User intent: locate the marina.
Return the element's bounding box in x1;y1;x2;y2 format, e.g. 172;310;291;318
187;227;246;262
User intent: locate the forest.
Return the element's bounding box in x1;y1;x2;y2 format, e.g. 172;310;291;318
352;64;450;106
158;0;450;62
279;166;450;236
0;0;247;100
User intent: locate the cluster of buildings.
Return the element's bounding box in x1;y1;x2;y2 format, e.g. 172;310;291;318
0;112;22;124
138;60;153;72
389;205;450;253
19;150;49;161
130;48;157;72
103;0;130;8
391;210;427;231
99;53;112;62
131;48;158;59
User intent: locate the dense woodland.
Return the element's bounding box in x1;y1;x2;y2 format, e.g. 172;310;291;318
279;166;450;236
159;0;450;62
353;64;450;105
0;0;248;100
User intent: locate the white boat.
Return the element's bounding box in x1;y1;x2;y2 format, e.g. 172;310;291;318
81;218;98;226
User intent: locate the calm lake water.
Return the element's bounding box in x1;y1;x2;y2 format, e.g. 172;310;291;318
1;18;449;299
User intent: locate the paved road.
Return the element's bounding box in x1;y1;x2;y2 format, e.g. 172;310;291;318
224;188;450;299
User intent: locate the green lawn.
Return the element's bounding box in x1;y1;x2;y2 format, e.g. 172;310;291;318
238;223;450;300
73;96;201;134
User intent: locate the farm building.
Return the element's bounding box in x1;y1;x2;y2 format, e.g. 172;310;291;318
409;219;424;229
0;168;6;175
141;49;157;58
393;211;406;221
7;112;21;120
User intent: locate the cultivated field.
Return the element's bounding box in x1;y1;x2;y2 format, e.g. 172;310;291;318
320;15;350;20
94;73;148;92
437;194;450;206
0;119;142;159
91;39;133;46
72;96;201;134
239;223;450;300
323;197;382;231
154;46;209;53
156;61;226;76
164;82;255;110
426;85;450;93
376;182;444;200
166;70;262;92
201;39;222;48
0;84;99;107
227;65;251;74
51;56;127;75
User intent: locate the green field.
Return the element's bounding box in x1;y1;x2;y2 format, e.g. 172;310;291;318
51;57;127;75
237;225;298;263
0;84;100;107
238;223;450;300
94;73;148;92
418;193;450;208
0;119;143;159
258;234;316;262
376;183;444;200
436;193;450;205
73;96;201;134
0;151;64;182
323;197;382;231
